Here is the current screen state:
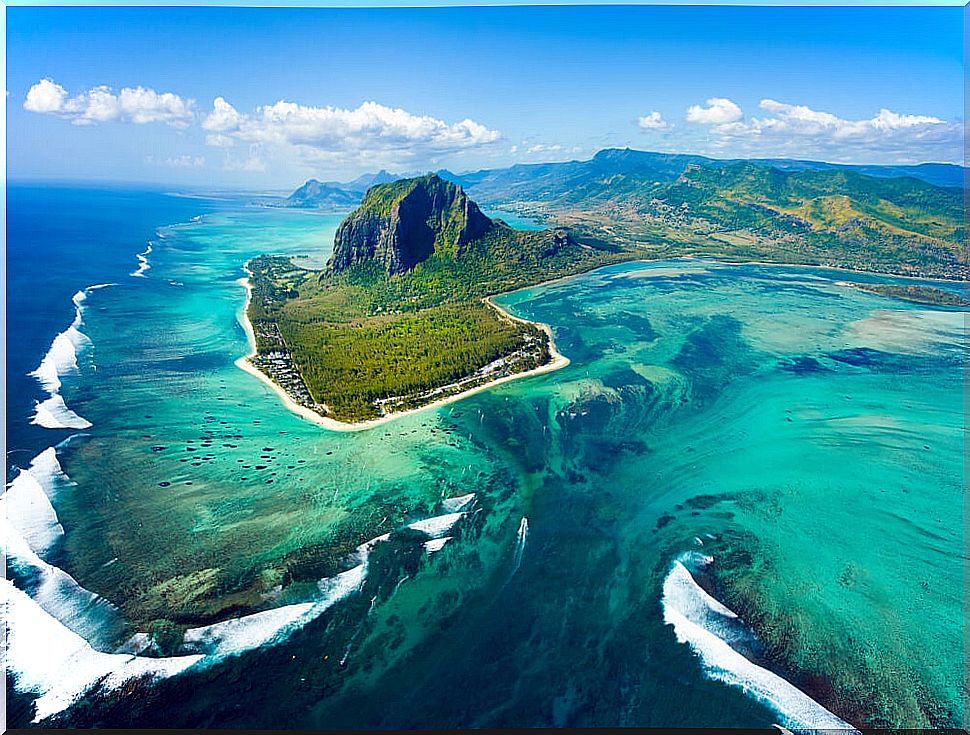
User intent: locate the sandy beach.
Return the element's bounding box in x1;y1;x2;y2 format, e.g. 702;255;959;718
234;272;570;433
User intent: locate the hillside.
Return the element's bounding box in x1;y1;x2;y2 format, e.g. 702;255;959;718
278;170;399;210
246;175;631;422
329;175;492;275
448;149;966;278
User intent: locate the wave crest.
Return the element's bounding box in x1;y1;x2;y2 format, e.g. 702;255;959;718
662;552;858;732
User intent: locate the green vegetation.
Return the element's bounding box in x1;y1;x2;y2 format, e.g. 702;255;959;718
248;175;632;422
458;149;966;279
841;281;968;307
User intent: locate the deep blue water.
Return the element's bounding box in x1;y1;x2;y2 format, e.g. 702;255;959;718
5;185;216;477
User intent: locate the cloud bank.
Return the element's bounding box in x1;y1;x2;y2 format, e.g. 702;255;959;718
24;78;194;128
683;97;961;162
201;97;501;170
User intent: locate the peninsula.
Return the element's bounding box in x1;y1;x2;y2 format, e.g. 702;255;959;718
244;174;631;425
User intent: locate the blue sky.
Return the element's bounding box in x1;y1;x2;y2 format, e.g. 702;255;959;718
7;5;964;188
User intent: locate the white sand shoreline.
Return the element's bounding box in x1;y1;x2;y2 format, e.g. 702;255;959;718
234;270;570;433
235;253;952;433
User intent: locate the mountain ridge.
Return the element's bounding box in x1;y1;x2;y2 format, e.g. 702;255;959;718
328;174;492;276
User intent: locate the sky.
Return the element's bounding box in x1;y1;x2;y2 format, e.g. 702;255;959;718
6;4;964;189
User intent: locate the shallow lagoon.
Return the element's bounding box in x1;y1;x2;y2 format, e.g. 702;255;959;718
7;191;964;729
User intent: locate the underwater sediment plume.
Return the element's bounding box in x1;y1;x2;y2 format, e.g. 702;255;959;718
6;154;965;730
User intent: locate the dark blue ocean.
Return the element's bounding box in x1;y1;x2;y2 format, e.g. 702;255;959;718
6;185;216;476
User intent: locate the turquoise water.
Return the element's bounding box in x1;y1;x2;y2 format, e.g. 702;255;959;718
6;193;965;729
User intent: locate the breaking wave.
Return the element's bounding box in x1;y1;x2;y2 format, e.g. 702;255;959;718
3;580;202;723
28;290;92;394
3;448;197;722
5;452;485;721
510;516;529;577
661;552;859;732
27;286;107;429
408;512;465;538
180;534;386;662
440;492;476;513
130;243;153;277
3;448;68;556
31;394;93;430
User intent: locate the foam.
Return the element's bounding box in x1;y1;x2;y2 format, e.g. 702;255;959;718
440;493;476;513
408;512;464;538
3;579;202;723
4;448;124;647
131;244;153;277
181;534;385;662
32;394;93;430
662;555;858;732
424;537;452;554
3;453;66;556
182;602;318;658
28;287;97;427
29;325;90;394
5;519;124;648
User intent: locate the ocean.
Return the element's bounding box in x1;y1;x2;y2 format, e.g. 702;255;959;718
5;185;965;729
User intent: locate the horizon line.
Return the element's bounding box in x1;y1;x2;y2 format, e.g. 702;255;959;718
9;145;966;195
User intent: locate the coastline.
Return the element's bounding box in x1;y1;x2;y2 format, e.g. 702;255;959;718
234;271;570;433
235;253;961;434
677;254;968;284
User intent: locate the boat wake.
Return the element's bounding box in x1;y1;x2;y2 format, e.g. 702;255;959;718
661;552;859;733
510;516;529;578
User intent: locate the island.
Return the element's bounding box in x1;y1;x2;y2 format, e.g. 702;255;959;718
242;174;631;425
837;281;968;306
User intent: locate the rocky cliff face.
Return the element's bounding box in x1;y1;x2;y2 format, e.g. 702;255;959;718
328;174;493;276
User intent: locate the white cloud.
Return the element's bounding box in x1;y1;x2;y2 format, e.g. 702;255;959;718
202;97;500;169
23;78;194;128
524;143;582;156
205;133;235;148
145;154;206;169
686;97;743;125
202;96;242;133
24;78;68;113
700;99;962;163
637;111;670;130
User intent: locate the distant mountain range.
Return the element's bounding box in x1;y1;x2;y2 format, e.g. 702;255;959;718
277;149;964;213
276;149;963;278
271;169;399;210
441;148;965;279
444;150;966;193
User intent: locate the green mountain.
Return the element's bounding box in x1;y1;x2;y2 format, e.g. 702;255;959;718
329;174;492;275
281;170;401;210
284;179;361;209
448;148;965;278
246;175;630;422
